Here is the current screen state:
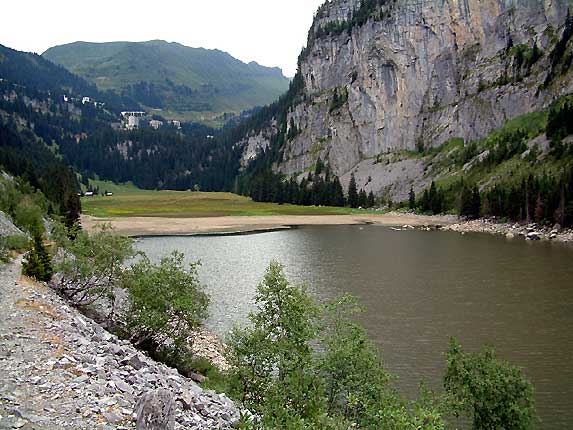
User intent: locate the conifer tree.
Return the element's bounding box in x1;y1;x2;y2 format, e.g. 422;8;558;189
347;174;359;208
409;186;416;210
358;189;368;208
367;191;375;208
22;227;52;282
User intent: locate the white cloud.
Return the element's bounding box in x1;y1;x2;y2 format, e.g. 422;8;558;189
0;0;325;77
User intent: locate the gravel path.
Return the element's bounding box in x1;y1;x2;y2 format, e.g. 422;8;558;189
0;258;241;430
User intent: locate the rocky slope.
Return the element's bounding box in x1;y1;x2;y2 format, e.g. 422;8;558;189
0;258;242;429
240;0;573;200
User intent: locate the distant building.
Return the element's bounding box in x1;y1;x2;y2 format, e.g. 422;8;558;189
149;120;163;130
127;116;140;130
84;191;94;197
82;97;92;104
169;120;182;129
121;111;146;130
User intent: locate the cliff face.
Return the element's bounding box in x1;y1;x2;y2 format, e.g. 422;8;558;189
241;0;573;200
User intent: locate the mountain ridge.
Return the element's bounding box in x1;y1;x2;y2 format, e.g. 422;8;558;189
43;40;290;123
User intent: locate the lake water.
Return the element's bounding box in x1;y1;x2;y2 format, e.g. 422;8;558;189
136;226;573;429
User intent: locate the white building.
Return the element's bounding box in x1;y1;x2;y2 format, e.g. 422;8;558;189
127;116;140;130
82;97;92;104
150;120;163;130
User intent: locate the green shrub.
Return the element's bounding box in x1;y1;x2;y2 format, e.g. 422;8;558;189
445;338;535;430
0;235;30;263
53;223;135;313
13;196;45;234
229;262;448;429
121;251;209;360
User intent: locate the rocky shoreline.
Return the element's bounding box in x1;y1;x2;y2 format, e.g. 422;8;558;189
0;258;243;429
442;218;573;243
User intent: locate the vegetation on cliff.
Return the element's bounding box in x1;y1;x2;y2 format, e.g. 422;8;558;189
412;95;573;227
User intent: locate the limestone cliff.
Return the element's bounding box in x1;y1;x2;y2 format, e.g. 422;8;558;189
240;0;573;201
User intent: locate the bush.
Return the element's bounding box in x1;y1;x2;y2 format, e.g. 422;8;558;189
445;338;535;430
13;196;45;234
0;235;30;263
228;261;322;423
228;262;448;429
53;224;135;315
121;251;209;361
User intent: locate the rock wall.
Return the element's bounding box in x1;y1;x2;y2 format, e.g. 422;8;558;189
241;0;573;199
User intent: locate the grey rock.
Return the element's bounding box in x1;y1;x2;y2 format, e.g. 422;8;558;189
128;354;146;371
135;389;175;430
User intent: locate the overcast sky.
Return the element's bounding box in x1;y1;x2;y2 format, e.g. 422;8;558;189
0;0;326;77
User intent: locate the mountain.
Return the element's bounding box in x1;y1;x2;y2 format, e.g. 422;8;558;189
0;43;239;194
0;44;139;112
43;40;290;124
236;0;573;201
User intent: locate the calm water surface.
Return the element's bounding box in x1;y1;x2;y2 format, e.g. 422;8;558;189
136;226;573;429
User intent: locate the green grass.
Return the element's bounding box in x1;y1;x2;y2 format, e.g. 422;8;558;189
82;190;371;218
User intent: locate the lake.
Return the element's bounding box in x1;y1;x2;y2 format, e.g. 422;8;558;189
136;226;573;429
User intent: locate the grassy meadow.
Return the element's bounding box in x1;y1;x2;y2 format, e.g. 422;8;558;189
81;187;363;218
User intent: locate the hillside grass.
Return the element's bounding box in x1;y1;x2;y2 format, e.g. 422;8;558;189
82;190;369;218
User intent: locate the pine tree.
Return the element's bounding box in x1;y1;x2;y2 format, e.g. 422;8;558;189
22;229;52;282
332;177;345;207
62;192;81;233
358;189;368;208
367;191;375;208
347;174;359;208
408;186;416;211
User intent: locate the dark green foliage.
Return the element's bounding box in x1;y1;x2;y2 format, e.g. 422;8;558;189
22;228;53;282
419;181;445;214
445;338;535;430
367;190;376;208
409;186;416;210
347;174;359;208
358;188;368;208
460;183;481;219
546;96;573;142
242;169;347;208
62;192;82;232
483;168;573;227
0;119;80;216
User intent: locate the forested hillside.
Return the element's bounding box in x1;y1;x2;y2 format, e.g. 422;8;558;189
1;44;242;193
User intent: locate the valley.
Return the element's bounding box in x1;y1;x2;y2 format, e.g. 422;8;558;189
1;0;573;429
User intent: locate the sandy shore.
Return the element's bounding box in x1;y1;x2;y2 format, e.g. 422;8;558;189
81;212;455;237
